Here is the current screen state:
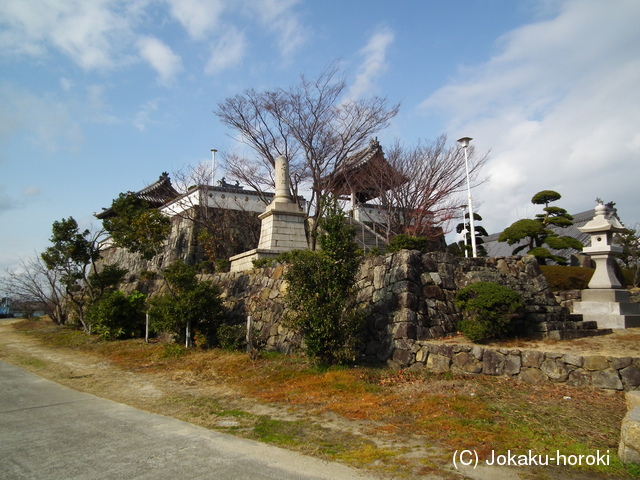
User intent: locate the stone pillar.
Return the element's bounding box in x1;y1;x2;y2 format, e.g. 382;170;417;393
229;155;308;272
274;155;292;201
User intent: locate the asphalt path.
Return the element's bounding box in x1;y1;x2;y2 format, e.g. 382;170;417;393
0;360;374;480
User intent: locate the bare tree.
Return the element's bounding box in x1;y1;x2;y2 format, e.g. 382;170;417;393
1;256;68;325
354;135;488;241
215;64;400;248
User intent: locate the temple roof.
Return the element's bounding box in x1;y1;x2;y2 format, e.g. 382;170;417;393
95;172;180;219
320;139;406;203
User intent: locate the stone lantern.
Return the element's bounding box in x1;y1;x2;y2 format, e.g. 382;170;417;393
580;201;625;289
572;201;640;328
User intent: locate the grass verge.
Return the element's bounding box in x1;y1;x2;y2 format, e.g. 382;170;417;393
2;318;639;479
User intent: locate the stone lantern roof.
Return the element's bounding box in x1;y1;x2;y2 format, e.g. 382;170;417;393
578;201;624;234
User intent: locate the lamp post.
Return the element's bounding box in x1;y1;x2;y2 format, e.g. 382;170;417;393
210;149;217;186
457;137;477;257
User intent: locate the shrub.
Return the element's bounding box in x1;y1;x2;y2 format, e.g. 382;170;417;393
87;290;146;340
148;261;225;346
216;323;245;350
284;198;364;364
539;265;594;291
386;234;431;253
454;282;524;343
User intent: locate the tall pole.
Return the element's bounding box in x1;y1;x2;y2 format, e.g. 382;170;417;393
461;206;468;258
210;149;217;186
457;137;477;257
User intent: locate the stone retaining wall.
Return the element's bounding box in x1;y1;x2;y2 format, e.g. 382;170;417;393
208;251;571;360
398;341;640;391
152;250;640;391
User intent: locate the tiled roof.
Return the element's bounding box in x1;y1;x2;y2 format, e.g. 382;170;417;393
321;139;406;202
95;172;180;219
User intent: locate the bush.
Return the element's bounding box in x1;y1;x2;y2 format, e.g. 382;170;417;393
216;323;245;350
87;290;146;340
539;265;594;291
284;198;364;364
148;261;225;346
455;282;524;343
386;234;431;253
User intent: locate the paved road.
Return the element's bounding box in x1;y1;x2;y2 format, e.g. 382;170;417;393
0;360;373;480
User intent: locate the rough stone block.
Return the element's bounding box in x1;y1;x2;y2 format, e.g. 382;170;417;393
584;355;609;371
415;347;429;363
611;357;633;370
591;369;624;390
518;367;548;384
619;407;640;463
505;355;522;376
540;358;570;382
621;366;640;389
452;352;482;374
392;348;414;367
482;350;505;376
392;322;416;340
626;391;640;411
561;353;584;367
567;369;591;387
522;350;545;368
470;345;484;361
427;354;451;373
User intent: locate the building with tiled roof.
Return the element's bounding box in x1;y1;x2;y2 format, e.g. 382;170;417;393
95;172;180;219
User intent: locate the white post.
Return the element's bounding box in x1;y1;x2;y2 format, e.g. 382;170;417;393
211;149;217;186
246;315;254;354
145;313;149;343
461;207;468;258
457;137;477;257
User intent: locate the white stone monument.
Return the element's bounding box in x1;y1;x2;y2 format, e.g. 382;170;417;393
572;201;640;328
229;156;309;272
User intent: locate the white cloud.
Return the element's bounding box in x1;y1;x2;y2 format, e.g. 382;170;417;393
205;26;246;74
249;0;307;58
164;0;225;40
346;26;394;100
420;0;640;232
133;99;160;132
0;0;140;70
23;186;42;197
137;36;183;85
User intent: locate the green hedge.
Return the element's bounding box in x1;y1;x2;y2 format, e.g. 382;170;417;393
539;265;594;291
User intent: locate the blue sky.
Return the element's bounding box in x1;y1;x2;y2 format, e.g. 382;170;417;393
1;0;639;272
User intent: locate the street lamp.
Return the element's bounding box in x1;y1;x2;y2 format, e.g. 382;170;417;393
457;137;477;257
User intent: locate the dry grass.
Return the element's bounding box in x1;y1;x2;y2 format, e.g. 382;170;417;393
3;318;639;479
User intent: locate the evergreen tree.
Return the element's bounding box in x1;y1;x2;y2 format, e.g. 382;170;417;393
284;198;363;364
498;190;582;265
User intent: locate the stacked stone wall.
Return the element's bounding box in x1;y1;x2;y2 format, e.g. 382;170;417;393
207;251;569;362
354;251;567;364
401;341;640;391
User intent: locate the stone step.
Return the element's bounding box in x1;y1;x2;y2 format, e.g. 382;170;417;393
534;319;601;332
541;328;613;340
